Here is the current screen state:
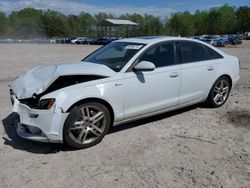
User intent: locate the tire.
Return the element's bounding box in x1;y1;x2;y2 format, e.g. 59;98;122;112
206;76;231;108
63;102;111;149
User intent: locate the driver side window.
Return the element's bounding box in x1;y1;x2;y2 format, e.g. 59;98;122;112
138;42;175;68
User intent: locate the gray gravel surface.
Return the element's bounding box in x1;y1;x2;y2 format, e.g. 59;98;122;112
0;43;249;188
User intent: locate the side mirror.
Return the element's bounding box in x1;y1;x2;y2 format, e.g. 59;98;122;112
133;61;155;72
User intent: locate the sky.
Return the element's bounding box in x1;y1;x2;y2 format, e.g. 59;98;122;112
0;0;249;17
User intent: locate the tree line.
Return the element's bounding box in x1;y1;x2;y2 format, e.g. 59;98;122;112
0;4;250;38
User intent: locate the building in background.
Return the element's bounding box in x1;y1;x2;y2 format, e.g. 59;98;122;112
96;19;139;38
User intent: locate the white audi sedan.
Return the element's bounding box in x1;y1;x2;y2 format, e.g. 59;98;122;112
10;36;240;149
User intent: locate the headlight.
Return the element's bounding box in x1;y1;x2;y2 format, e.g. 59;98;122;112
39;98;55;110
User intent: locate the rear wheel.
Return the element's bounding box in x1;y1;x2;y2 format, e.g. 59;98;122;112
206;76;231;108
63;102;111;149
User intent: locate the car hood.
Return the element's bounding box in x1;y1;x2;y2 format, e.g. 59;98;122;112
11;62;116;99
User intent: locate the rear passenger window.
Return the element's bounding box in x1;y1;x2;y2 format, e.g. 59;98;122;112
203;45;223;60
139;42;175;68
181;41;210;63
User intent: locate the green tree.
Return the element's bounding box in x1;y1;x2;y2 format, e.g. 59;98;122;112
79;12;95;36
237;6;250;32
0;12;8;36
193;10;209;35
168;11;195;36
41;10;70;37
206;8;220;34
217;5;237;34
143;14;164;35
1;5;250;38
67;15;81;36
9;8;44;38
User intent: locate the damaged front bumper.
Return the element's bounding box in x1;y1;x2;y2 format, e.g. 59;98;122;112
11;94;69;143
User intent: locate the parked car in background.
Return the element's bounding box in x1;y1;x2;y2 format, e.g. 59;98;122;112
110;37;119;42
198;35;213;40
228;35;242;45
71;37;87;44
76;37;89;44
213;36;230;47
0;38;15;43
57;37;76;44
244;32;250;40
89;37;112;45
50;39;57;44
199;35;218;46
10;36;240;149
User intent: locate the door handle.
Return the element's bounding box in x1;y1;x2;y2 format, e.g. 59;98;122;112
169;72;179;78
207;66;214;71
115;83;122;86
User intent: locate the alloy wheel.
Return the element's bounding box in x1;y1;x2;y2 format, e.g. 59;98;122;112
68;105;106;145
212;79;230;105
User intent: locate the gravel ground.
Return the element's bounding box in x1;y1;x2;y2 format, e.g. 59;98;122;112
0;42;249;188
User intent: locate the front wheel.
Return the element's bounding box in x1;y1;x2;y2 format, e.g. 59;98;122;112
63;102;111;149
206;76;231;108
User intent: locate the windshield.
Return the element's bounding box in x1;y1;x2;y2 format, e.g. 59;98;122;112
82;42;145;72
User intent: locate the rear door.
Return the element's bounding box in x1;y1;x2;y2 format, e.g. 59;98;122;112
179;41;218;104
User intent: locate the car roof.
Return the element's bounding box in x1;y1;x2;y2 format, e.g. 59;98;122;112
115;36;226;60
116;36;195;45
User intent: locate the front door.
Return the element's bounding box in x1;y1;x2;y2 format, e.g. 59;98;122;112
123;41;181;119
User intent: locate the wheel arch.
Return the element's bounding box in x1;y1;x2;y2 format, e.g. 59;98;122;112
66;97;115;126
205;74;233;101
217;74;232;88
205;74;233;106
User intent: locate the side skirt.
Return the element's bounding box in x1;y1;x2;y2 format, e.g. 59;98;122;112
113;98;205;126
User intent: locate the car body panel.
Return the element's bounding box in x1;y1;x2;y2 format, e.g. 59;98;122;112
9;36;240;143
123;65;181;119
179;60;218;104
11;62;116;99
42;74;125;122
12;95;68;142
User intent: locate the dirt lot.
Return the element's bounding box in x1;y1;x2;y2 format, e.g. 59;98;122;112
0;42;249;188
